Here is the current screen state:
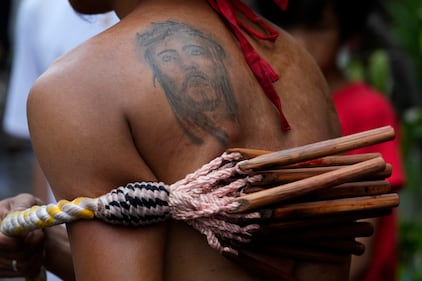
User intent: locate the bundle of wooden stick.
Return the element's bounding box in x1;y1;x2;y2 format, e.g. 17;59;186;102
221;126;400;280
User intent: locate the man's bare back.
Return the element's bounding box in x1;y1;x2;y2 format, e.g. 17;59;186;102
27;0;343;280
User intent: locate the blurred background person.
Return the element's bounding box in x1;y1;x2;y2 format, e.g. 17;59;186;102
2;0;118;201
1;0;118;279
0;0;11;70
251;1;408;280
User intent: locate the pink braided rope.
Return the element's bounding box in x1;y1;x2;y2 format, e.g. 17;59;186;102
168;152;262;253
188;218;260;254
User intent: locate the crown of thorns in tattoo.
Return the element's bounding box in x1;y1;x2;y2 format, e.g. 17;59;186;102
1;126;399;254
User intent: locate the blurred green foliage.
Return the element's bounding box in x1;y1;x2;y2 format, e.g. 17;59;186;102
388;0;422;80
385;0;422;280
346;0;422;279
399;107;422;281
346;50;392;96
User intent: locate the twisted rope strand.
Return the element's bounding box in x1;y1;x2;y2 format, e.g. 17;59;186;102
2;198;96;235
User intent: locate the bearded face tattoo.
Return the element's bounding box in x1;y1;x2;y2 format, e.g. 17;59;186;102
138;21;238;146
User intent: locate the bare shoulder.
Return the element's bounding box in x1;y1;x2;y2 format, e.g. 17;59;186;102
267;27;341;143
234;22;341;149
27;31;156;199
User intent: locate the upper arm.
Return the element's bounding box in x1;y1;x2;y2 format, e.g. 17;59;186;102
27;69;167;281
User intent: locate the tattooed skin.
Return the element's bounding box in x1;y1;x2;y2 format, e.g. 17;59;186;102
137;21;238;146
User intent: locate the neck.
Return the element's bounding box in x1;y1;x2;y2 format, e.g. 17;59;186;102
114;0;212;19
110;0;138;18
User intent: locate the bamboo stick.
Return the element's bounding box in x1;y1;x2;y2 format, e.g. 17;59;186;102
303;240;365;256
237;126;394;171
310;181;391;200
231;157;387;213
245;180;391;200
254;221;374;241
255;164;391;185
264;209;392;230
268;193;399;221
282;153;381;168
227;149;382;169
246;239;365;256
226;147;272;159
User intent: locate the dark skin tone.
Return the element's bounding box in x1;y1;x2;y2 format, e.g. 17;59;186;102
140;21;237;145
1;0;345;280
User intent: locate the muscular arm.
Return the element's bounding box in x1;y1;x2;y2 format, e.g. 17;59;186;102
27;64;167;281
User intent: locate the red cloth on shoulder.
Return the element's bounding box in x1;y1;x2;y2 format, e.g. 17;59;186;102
333;82;405;281
207;0;290;130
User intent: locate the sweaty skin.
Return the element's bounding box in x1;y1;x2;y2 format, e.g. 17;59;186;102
27;0;342;280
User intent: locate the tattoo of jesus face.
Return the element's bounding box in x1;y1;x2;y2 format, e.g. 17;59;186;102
138;21;237;146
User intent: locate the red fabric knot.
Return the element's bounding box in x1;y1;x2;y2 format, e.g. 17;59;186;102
207;0;291;130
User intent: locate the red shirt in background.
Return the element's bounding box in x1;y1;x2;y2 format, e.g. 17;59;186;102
333;82;405;281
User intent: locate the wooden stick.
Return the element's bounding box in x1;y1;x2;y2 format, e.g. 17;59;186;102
264;209;392;230
237;126;394;171
255;164;392;185
304;240;365;256
255;221;374;241
226;147;272;159
282;153;381;168
245;180;391;200
310;181;391;200
268;193;399;221
247;239;365;256
227;149;381;168
231;157;386;213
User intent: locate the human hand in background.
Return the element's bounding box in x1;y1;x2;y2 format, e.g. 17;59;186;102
0;193;46;278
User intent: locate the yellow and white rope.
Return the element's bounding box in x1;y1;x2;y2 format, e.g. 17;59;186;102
1;197;96;236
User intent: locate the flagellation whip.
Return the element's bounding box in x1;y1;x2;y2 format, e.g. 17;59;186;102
1;126;400;281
